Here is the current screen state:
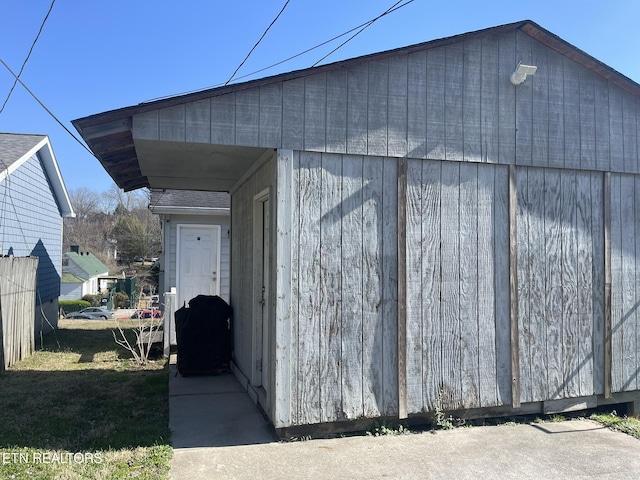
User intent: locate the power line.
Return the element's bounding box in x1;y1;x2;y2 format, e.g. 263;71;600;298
146;0;416;102
312;0;413;67
0;57;96;158
0;0;56;117
224;0;292;86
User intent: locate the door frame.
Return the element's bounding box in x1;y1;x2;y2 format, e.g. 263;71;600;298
175;224;221;308
251;188;271;390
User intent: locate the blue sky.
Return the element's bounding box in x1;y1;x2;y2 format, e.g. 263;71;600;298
0;0;638;195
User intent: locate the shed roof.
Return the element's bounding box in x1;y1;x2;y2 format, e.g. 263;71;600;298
0;133;75;217
73;20;640;192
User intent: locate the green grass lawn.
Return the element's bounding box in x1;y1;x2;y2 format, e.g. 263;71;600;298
0;319;172;479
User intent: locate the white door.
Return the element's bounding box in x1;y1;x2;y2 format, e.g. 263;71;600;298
177;225;220;308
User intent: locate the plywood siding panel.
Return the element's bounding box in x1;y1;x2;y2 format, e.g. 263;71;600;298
594;78;611;171
591;172;605;395
381;158;398;414
133;110;159;140
498;32;516;164
347;64;368;155
576;172;594;396
463;39;482;163
445;44;464;162
440;161;462;409
211;93;236;145
579;68;597;171
421;160;442;410
609;86;625;173
516;167;532;403
326;70;348;153
408;51;427;159
304;74;327;152
259;83;283;148
531;39;549;168
186;99;211;143
623;93;638;174
405;159;423;413
620;175;637;391
477;165;499;406
297;151;322;424
610;174;624;392
547;51;565;168
341;154;364;418
560;171;579;398
235;89;260;146
480;35;500;164
290;151;301;424
282;79;305;150
426;48;445;160
388;55;408;157
159;104;186;142
319;153;343;422
367;60;389;157
526;168;548;401
459;163;480;408
563;59;581;170
362;157;384;416
515;31;533;166
544;169;564;399
494;165;512;405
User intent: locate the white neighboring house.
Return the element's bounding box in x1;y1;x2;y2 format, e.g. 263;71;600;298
60;248;109;300
149;189;230;307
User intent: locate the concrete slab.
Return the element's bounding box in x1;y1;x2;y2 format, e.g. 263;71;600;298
168;358;640;479
170;419;640;480
169;365;275;449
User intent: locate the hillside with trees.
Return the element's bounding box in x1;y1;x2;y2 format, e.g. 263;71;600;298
63;185;162;294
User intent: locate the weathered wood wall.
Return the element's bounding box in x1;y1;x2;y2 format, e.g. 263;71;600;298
0;257;38;370
230;155;276;387
133;30;640;176
287;151;398;425
405;160;511;412
610;173;640;393
516;168;604;402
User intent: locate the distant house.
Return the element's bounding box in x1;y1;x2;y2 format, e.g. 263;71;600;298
0;133;74;334
61;247;109;299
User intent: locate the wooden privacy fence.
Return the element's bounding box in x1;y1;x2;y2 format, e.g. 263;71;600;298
0;256;38;371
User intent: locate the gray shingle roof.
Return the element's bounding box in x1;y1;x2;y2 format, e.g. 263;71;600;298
149;189;230;210
0;133;46;172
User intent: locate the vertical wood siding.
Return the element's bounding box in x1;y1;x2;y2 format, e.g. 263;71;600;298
405;160;510;411
610;173;640;392
516;168;604;402
133;31;640;176
289;152;398;424
230;156;276;381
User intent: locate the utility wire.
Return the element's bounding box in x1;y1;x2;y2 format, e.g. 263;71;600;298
312;0;412;67
0;57;96;158
146;0;416;101
0;0;56;116
224;0;292;86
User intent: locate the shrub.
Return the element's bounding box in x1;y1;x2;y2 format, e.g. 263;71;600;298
82;294;101;306
113;291;129;308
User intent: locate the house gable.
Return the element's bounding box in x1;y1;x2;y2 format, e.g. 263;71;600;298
73;20;640;192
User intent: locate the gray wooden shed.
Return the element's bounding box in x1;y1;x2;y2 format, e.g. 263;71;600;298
73;20;640;433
